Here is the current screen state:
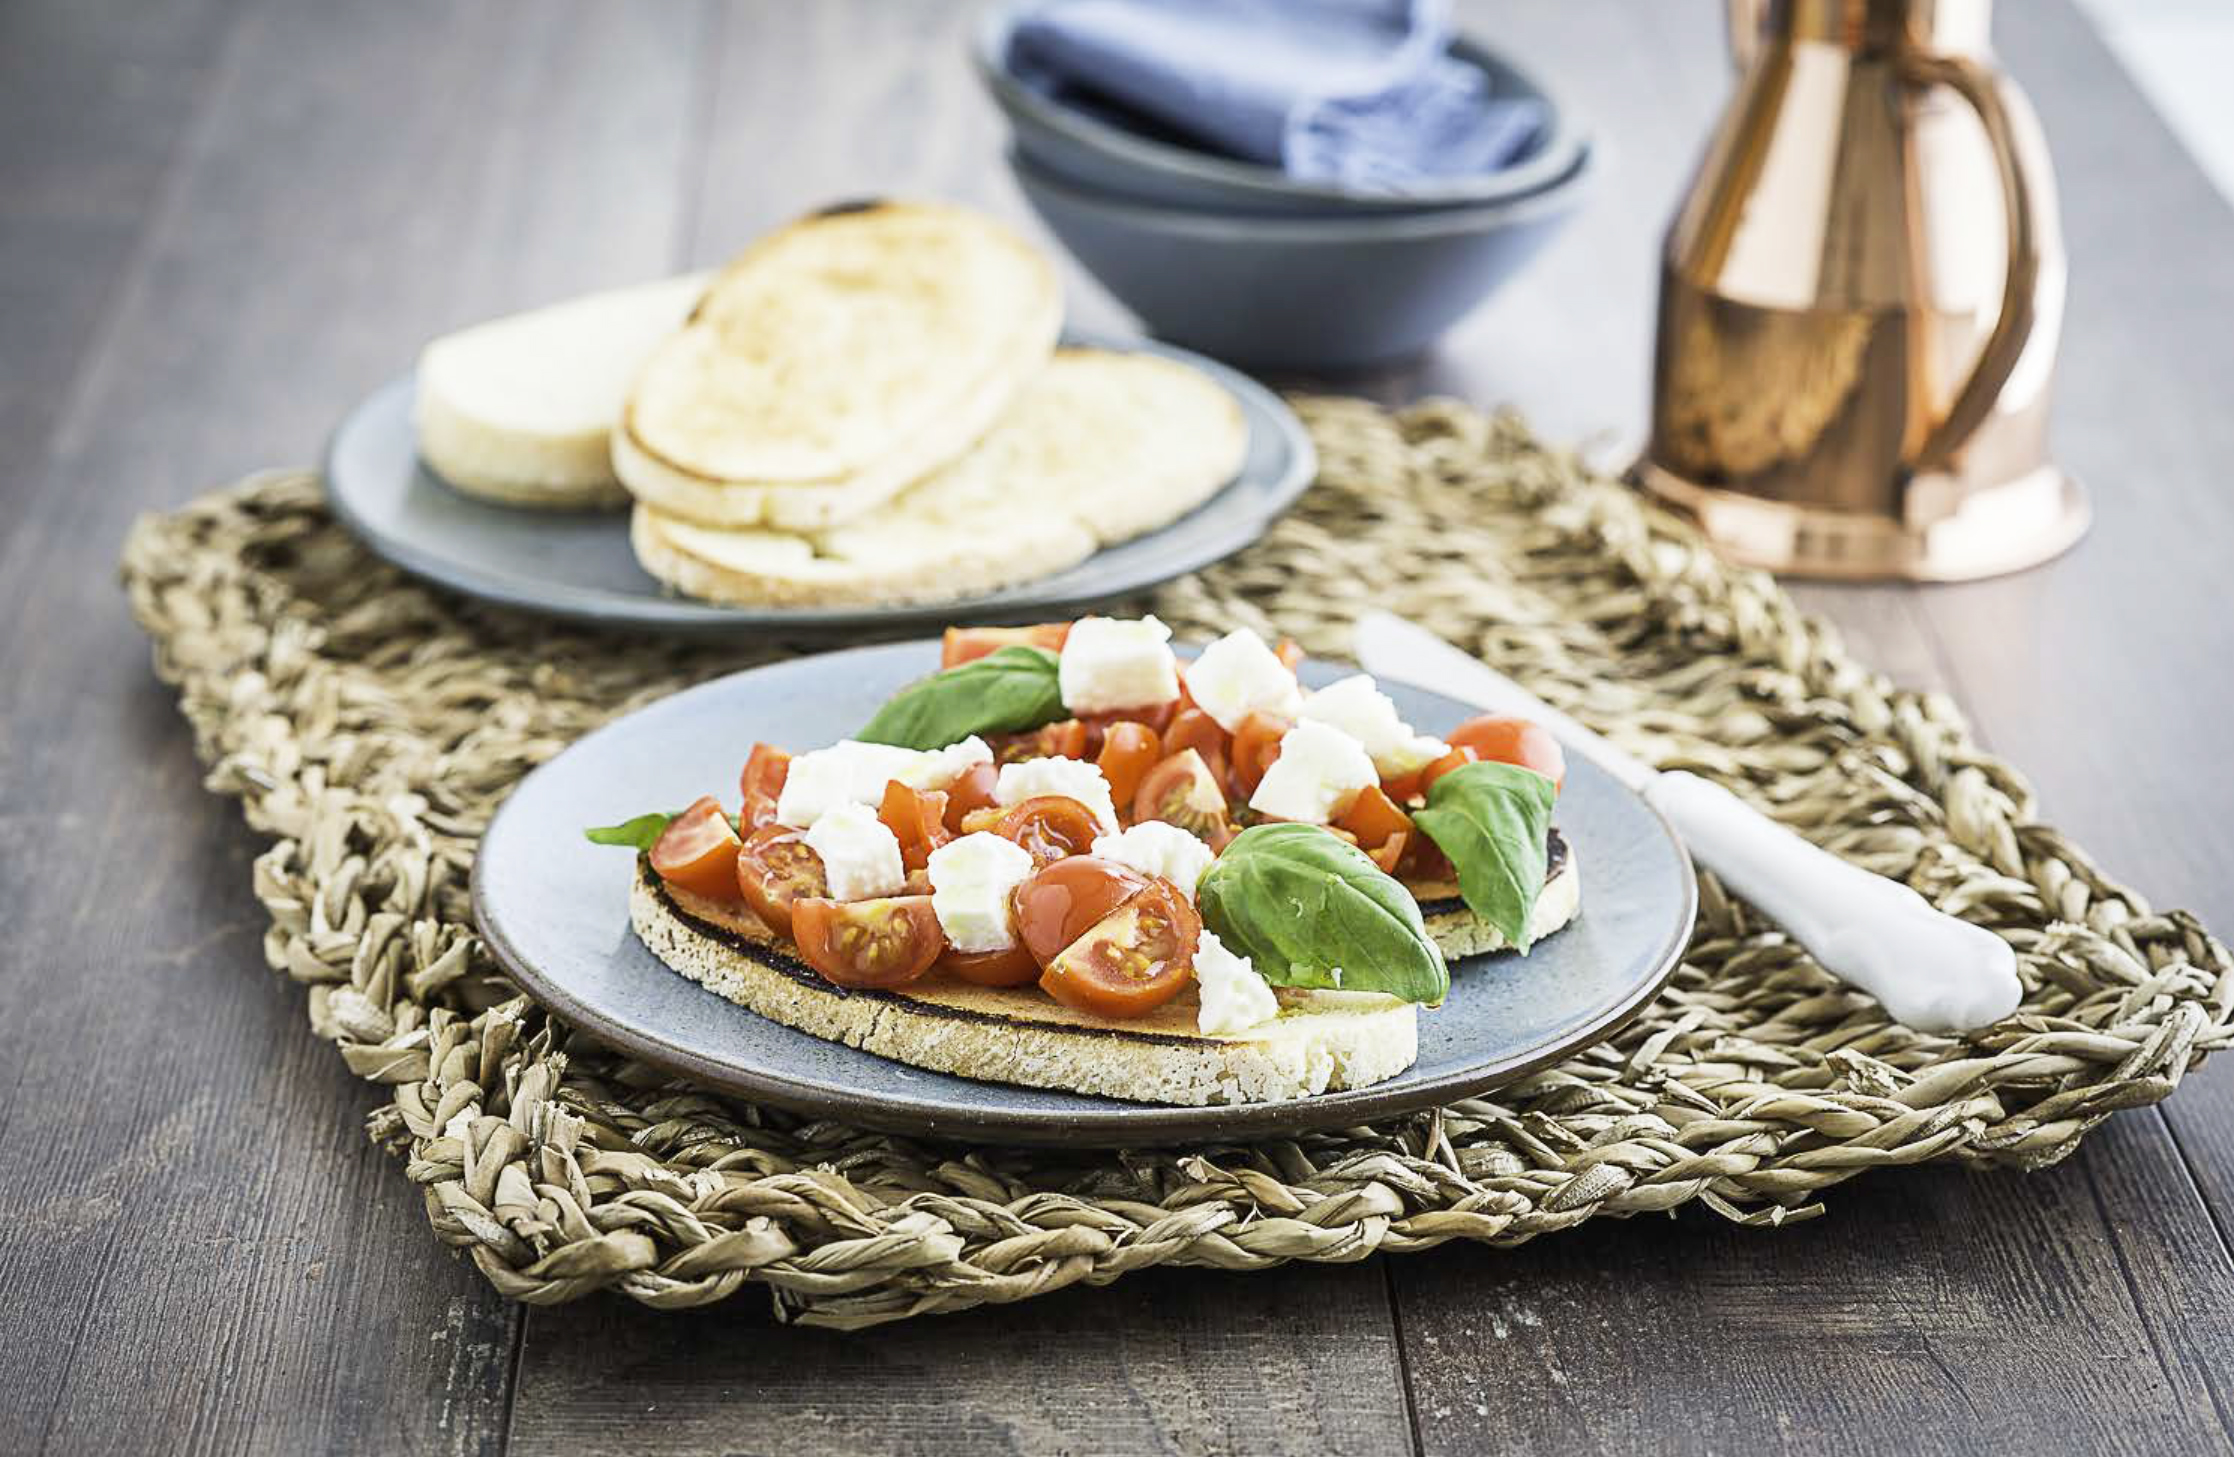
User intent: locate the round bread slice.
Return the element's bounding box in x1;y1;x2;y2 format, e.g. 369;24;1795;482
615;200;1062;530
628;349;1248;608
413;272;710;508
628;830;1579;1107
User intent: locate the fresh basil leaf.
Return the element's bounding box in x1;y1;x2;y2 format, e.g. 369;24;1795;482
583;811;676;852
1197;822;1448;1005
857;644;1065;750
1412;760;1557;952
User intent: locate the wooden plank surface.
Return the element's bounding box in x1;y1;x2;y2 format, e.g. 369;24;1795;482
1;0;2231;1453
0;0;704;1451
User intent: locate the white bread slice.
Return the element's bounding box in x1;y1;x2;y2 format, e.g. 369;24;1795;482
627;349;1247;607
616;201;1062;530
628;832;1579;1107
414;272;711;508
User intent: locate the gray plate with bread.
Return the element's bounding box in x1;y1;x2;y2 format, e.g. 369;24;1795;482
323;202;1314;633
472;641;1697;1147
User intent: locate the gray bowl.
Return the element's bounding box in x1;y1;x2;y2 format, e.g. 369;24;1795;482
1011;147;1593;372
975;2;1589;217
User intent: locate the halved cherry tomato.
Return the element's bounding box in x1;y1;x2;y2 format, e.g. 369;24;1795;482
1012;855;1152;967
1038;880;1201;1018
735;824;829;937
993;719;1091;762
939;942;1042;988
1446;715;1566;791
940;622;1071;668
740;743;791;802
1420;745;1480;793
1229;711;1289;797
1338;783;1414;848
992;795;1105;866
790;895;945;989
943;761;999;832
1133;749;1231;840
1274;638;1306;672
739;791;780;832
1036;719;1091;760
1368;830;1410;876
1163;707;1232;780
649;796;745;902
1096;722;1163;808
877;780;952;872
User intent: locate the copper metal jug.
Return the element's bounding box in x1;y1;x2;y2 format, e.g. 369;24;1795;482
1635;0;2087;579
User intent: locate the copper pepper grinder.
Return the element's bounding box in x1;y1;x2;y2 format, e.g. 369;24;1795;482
1635;0;2088;580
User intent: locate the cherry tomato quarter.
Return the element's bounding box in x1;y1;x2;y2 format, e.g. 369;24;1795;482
648;796;745;902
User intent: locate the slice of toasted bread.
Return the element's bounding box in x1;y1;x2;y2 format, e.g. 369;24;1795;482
413;272;711;508
615;201;1062;530
629;831;1579;1106
627;349;1247;607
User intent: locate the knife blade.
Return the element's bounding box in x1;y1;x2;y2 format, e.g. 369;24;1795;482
1353;611;2022;1034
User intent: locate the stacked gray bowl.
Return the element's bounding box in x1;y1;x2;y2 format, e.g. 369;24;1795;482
976;1;1595;372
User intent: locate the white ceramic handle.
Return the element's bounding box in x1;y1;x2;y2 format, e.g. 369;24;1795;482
1645;771;2022;1033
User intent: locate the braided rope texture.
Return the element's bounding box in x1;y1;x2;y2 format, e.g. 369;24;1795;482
120;398;2234;1329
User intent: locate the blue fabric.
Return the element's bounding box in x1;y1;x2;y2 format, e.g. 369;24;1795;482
1008;0;1547;192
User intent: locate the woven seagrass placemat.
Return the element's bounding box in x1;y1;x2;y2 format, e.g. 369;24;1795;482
122;397;2234;1329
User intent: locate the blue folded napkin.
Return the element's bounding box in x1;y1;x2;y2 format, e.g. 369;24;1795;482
1008;0;1546;192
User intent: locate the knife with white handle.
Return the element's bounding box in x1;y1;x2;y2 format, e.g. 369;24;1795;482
1353;612;2022;1034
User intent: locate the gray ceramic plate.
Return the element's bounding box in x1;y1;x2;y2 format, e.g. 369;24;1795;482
472;641;1697;1148
322;334;1313;634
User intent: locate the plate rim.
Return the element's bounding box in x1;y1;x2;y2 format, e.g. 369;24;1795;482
321;330;1316;633
469;641;1699;1148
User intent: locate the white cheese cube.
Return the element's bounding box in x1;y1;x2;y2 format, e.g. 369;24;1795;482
1183;628;1301;732
925;832;1036;953
891;735;994;792
1298;675;1449;777
1059;615;1180;714
800;802;905;902
776;737;992;828
1248;720;1378;824
993;756;1121;833
1194;930;1279;1037
1090;820;1216;901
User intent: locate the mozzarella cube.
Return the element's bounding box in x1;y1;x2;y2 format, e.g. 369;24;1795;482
1059;616;1180;714
1090;820;1216;901
800;802;905;901
776;737;991;827
1184;628;1301;732
925;832;1035;953
1248;720;1378;824
891;735;993;792
1194;930;1279;1037
1298;675;1449;777
994;756;1120;833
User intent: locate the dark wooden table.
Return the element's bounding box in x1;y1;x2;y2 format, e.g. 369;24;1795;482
6;1;2231;1452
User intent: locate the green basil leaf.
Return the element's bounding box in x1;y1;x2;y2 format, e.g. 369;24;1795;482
583;811;676;852
1412;760;1557;952
857;645;1065;750
1197;822;1448;1004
